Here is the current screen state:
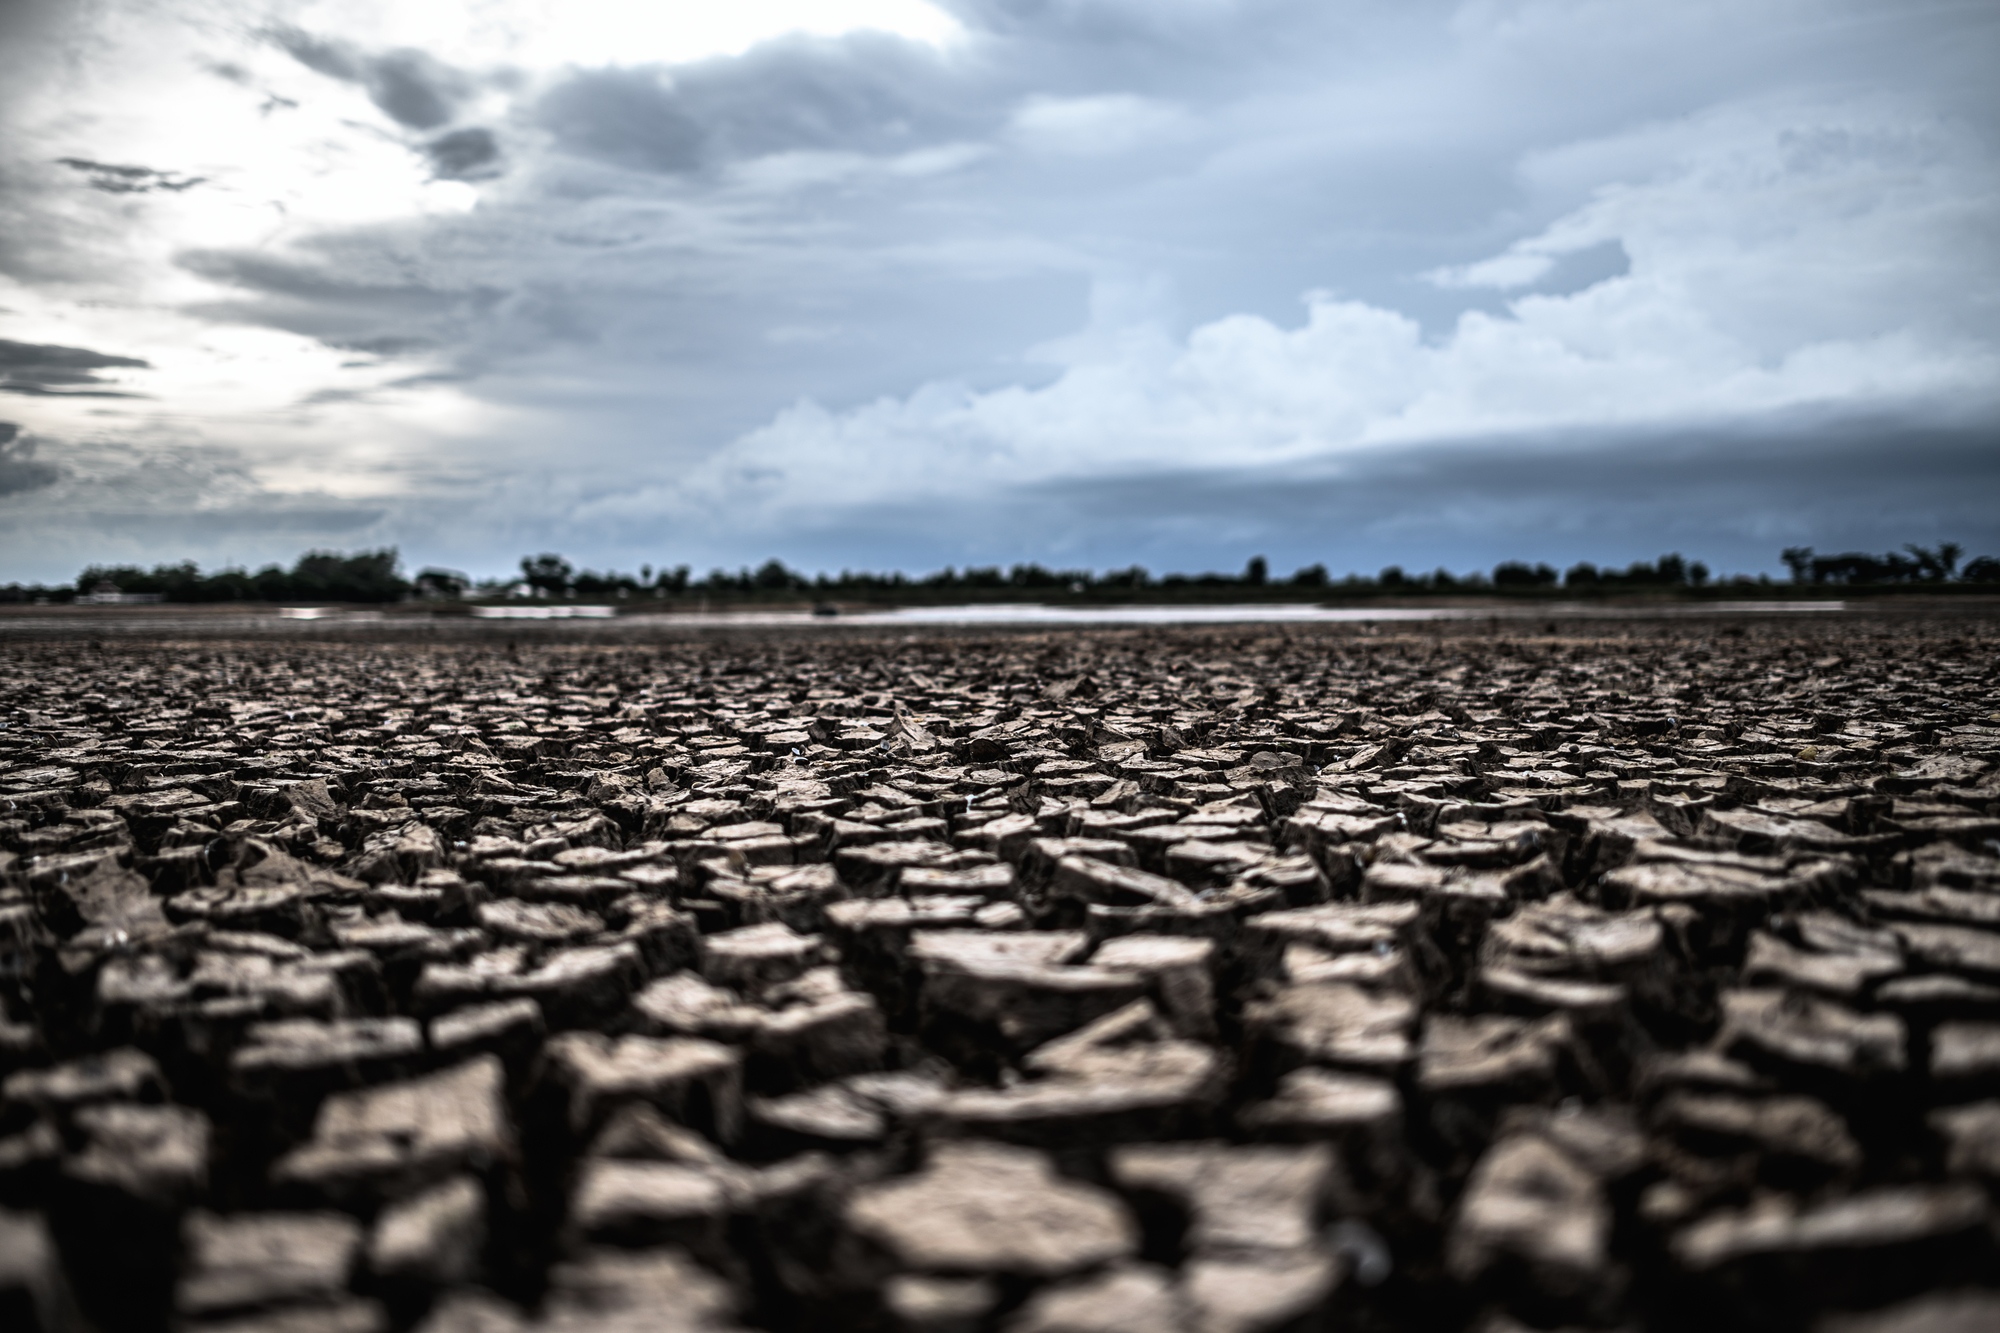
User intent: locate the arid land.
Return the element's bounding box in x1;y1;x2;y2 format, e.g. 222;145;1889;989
1;608;1998;1332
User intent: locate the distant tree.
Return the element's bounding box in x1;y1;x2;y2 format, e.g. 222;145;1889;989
754;559;799;591
1962;555;2000;583
1244;556;1268;586
253;564;291;601
1290;563;1328;588
1493;561;1557;588
415;567;469;598
292;549;406;602
1379;566;1406;588
1907;543;1961;581
1009;564;1062;588
77;565;153;596
1564;563;1600;588
1778;545;1972;585
520;553;573;596
573;567;642;596
1809;552;1908;584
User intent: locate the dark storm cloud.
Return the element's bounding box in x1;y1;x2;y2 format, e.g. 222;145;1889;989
551;405;2000;581
337;336;437;358
0;422;60;496
364;51;464;130
268;25;363;81
56;158;205;194
0;422;395;578
268;26;467;130
536;68;705;174
424;127;501;181
535;32;992;174
705;411;2000;580
176;249;504;351
990;411;2000;576
0;337;149;396
672;33;993;159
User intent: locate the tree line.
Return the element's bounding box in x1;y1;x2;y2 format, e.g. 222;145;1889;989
1781;543;1996;586
1;542;1995;605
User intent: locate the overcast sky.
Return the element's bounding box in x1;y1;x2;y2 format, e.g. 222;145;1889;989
1;0;1996;584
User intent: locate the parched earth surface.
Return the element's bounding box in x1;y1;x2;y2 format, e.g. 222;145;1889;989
1;614;1998;1333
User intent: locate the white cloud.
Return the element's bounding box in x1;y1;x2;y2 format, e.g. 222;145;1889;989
678;94;2000;533
1008;95;1185;156
1427;251;1557;290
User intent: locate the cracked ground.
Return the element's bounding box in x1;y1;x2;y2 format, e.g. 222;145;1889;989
1;610;1998;1333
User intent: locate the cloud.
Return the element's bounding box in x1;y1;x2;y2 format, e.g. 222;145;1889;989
176;248;506;352
1007;94;1184;155
536;68;705;173
55;158;205;194
268;27;469;130
676;91;2000;521
635;410;2000;577
424;127;501;180
362;51;465;131
0;0;1995;582
0;423;388;575
534;31;986;175
0;337;150;397
0;422;60;496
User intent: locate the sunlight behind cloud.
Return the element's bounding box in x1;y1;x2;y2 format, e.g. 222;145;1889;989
282;0;964;69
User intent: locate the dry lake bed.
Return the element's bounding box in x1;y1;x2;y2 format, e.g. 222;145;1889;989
1;606;1997;1332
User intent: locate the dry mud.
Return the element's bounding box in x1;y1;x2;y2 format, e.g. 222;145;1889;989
1;613;1998;1333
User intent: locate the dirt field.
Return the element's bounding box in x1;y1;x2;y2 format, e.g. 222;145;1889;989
2;610;1997;1332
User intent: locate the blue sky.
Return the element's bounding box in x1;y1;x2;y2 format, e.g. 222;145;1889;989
1;0;1996;582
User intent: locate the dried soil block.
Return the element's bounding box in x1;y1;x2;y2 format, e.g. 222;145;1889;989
1671;1185;1994;1314
699;923;826;995
1717;989;1907;1087
1244;982;1417;1075
543;1032;743;1145
63;1100;209;1206
844;1141;1138;1279
912;929;1148;1063
273;1057;515;1203
367;1175;487;1288
1237;1066;1402;1178
1088;935;1217;1040
1447;1132;1612;1306
0;1210;79;1333
1110;1141;1331;1252
935;1002;1225;1146
177;1209;364;1319
1003;1263;1181;1333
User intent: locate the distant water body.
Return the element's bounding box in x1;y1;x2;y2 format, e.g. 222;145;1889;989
0;599;1845;636
788;601;1843;626
566;600;1844;628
